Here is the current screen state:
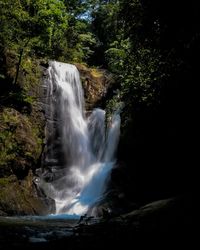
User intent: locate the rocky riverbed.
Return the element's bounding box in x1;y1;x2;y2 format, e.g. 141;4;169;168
0;195;195;250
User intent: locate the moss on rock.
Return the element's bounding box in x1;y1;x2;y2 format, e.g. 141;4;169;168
0;54;50;215
76;64;114;110
0;107;43;179
0;172;54;215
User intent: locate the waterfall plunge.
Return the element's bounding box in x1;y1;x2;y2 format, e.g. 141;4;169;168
40;61;120;216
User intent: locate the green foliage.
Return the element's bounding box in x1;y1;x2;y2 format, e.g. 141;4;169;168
0;129;17;166
79;33;96;59
65;20;97;62
89;0;161;123
90;0;120;65
0;110;21;168
0;0;68;58
0;108;43;174
121;48;161;103
0;0;100;74
105;39;131;73
0;177;12;186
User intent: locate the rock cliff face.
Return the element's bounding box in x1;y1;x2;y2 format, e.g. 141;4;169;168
0;55;55;215
0;173;54;215
0;108;42;178
76;64;114;110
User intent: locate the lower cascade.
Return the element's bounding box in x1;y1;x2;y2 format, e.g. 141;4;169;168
38;61;121;216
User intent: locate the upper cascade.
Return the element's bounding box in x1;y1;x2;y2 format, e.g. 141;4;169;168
39;61;121;216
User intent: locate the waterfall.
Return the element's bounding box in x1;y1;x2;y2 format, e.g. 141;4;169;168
40;61;121;216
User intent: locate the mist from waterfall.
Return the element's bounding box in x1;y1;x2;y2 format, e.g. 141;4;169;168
40;61;121;216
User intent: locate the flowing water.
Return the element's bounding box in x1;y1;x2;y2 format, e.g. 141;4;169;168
39;61;121;216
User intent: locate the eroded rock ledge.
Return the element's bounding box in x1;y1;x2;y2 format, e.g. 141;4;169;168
76;63;114;110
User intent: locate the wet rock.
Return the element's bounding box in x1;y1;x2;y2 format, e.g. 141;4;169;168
76;64;114;110
0;171;55;215
0;107;43;179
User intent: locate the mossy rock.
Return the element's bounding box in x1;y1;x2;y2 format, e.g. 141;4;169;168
75;64;114;110
0;107;43;178
0;53;50;215
0;172;55;215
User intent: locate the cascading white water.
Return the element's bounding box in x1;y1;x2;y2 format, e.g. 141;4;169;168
40;61;121;216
